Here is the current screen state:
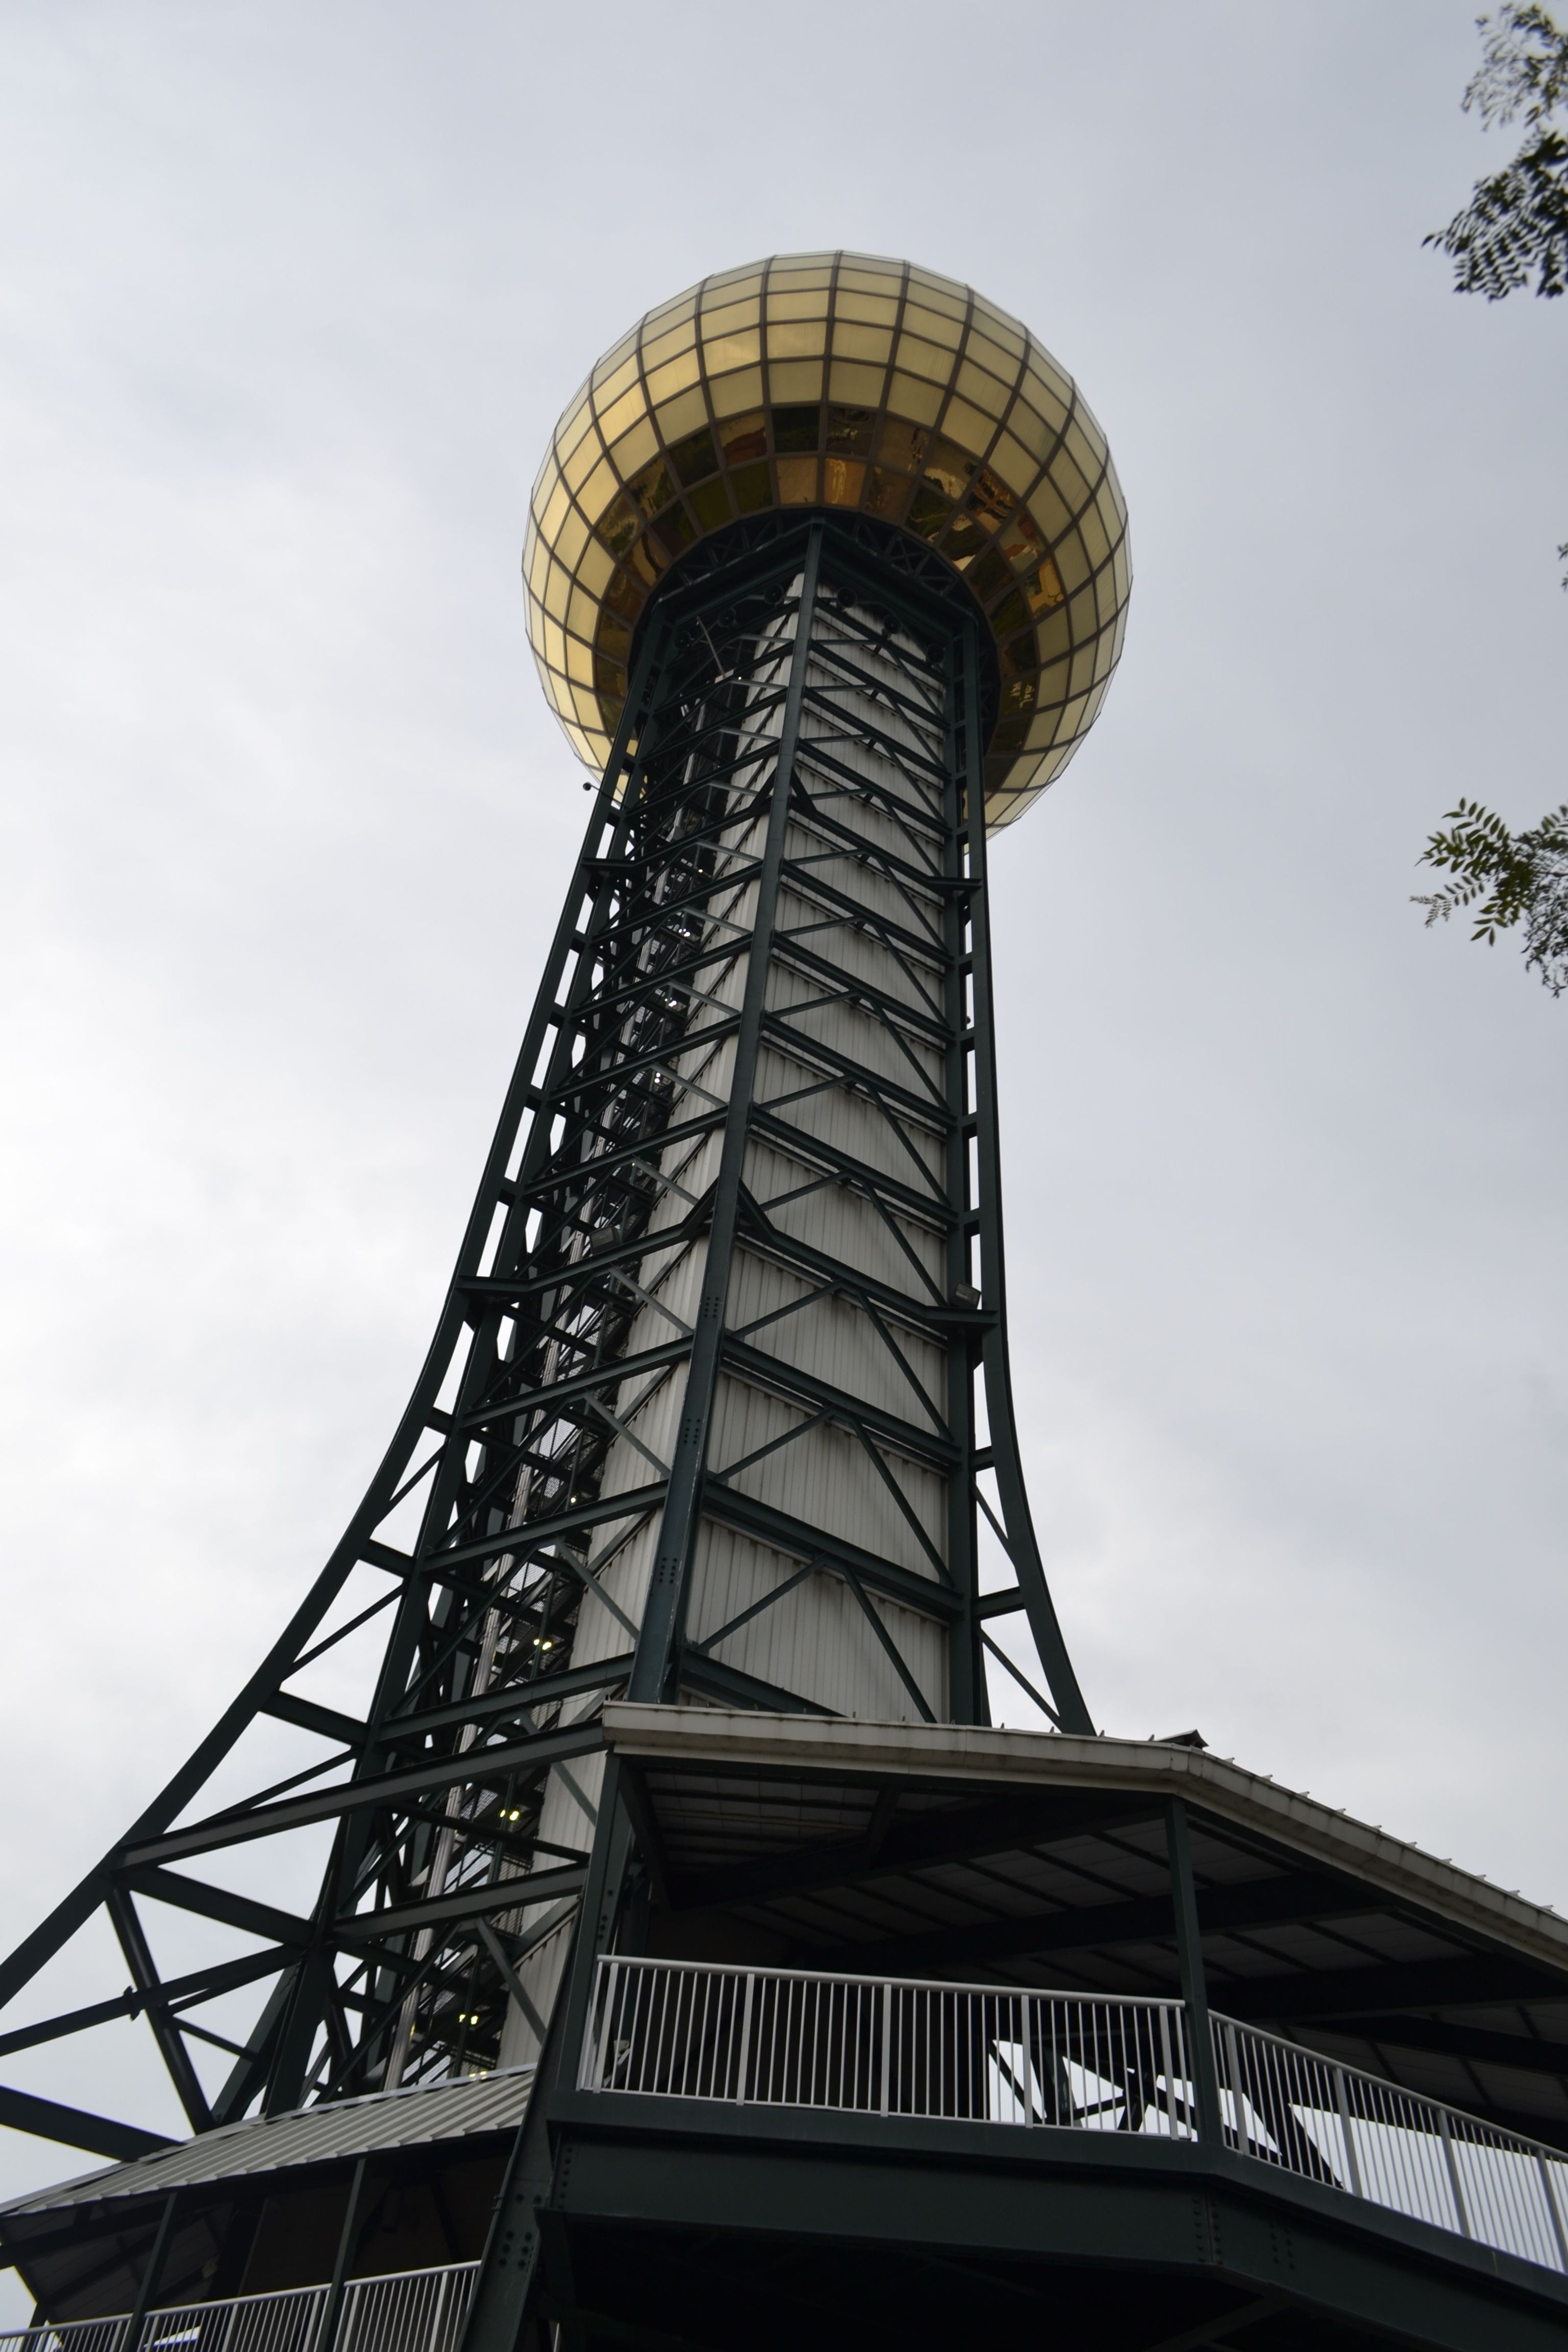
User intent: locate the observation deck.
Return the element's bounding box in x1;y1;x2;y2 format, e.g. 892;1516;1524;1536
531;1706;1568;2350
11;1977;1568;2352
16;1692;1568;2352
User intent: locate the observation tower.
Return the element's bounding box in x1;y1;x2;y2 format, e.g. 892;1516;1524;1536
4;253;1568;2352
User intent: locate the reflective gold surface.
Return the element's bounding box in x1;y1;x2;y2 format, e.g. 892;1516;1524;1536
525;252;1129;827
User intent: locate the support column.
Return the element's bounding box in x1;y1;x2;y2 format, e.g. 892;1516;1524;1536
458;1936;581;2352
124;2188;180;2351
959;619;1094;1737
1166;1796;1224;2145
461;1761;634;2352
313;2154;375;2352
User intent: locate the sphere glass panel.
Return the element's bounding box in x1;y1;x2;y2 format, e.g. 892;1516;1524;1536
525;251;1131;828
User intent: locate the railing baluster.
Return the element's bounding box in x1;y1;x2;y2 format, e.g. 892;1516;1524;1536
1440;2107;1473;2239
1334;2063;1364;2200
1156;2001;1175;2139
808;1973;821;2108
583;1957;611;2088
1223;2018;1243;2153
626;1957;646;2092
736;1968;755;2103
698;1964;714;2099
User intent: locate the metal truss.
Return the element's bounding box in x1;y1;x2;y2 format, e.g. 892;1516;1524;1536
0;513;1091;2163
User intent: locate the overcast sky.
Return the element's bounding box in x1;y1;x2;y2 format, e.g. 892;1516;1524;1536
0;0;1564;2245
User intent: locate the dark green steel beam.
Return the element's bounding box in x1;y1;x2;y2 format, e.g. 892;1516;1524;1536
698;1484;962;1624
122;1722;606;1867
838;1866;1411;1979
1341;2012;1568;2082
381;1652;637;1745
717;1335;958;1469
677;1653;837;1717
459;1341;690;1437
747;1105;956;1228
663;1786;1158;1915
0;2085;174;2161
419;1483;670;1579
339;1860;588;1942
122;1867;315;1949
0;1947;295;2063
260;1692;367;1747
1234;1953;1568;2024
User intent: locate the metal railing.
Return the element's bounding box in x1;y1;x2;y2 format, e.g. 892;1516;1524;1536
578;1955;1568;2278
19;2000;1568;2341
137;2286;328;2352
334;2266;477;2352
2;2265;479;2352
0;2323;132;2352
1213;2013;1568;2275
579;1955;1196;2136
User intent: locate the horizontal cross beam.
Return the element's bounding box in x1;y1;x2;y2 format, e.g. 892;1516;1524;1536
121;1722;606;1867
337;1859;588;1942
0;2083;173;2161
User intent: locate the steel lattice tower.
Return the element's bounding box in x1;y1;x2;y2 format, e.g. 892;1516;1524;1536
6;254;1568;2352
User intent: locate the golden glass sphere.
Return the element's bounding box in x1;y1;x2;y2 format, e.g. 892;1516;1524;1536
524;251;1129;828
